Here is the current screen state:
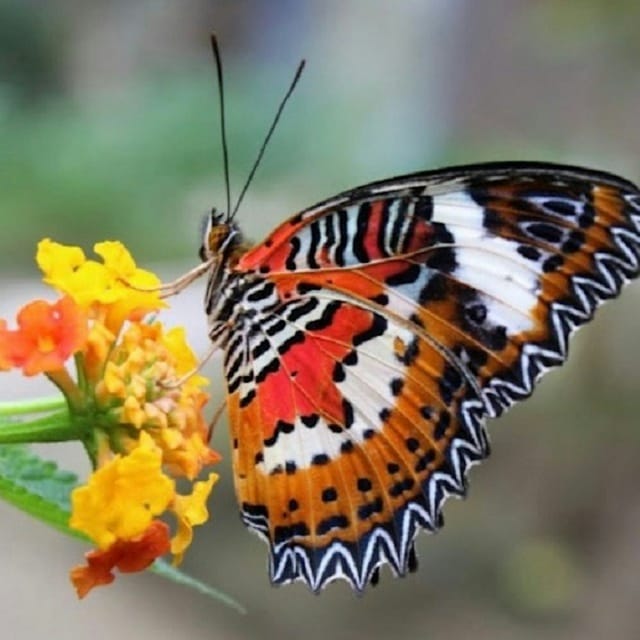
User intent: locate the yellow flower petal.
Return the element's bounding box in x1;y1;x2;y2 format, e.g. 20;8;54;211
36;239;86;285
70;433;174;549
162;327;209;388
94;241;137;276
170;472;218;563
83;321;116;384
37;239;166;334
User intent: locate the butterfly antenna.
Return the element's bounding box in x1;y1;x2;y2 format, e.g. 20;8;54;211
230;59;306;221
210;33;232;221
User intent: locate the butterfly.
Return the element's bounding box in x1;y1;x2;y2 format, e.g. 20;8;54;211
189;38;640;593
198;160;640;592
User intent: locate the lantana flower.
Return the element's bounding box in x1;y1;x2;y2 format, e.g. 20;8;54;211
0;239;220;598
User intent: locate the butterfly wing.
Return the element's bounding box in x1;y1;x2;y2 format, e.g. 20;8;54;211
223;161;640;591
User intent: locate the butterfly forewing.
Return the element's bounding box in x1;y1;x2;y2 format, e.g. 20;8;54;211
213;162;640;591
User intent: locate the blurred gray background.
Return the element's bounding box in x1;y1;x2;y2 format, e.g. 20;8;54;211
1;1;640;638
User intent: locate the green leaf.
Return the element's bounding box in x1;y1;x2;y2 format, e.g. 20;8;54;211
0;444;79;537
0;444;245;611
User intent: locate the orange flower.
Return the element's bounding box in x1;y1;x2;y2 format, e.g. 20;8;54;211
0;321;13;371
70;521;171;598
3;296;88;376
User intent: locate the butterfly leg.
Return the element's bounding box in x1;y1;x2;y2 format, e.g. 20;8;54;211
159;340;220;389
118;257;216;297
207;396;228;441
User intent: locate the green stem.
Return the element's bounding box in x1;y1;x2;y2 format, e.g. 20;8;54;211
0;395;67;417
0;409;84;444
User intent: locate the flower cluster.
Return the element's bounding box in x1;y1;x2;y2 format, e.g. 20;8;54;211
0;240;220;597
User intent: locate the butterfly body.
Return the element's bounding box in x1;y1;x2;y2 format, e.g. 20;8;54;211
201;161;640;592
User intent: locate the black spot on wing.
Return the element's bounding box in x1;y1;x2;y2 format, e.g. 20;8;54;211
517;245;542;261
357;497;384;521
438;364;463;404
414;449;436;473
287;298;320;323
323;214;336;255
389;199;409;252
246;281;276;302
242;501;268;519
433;412;451;439
419;272;448;302
274;522;310;544
332;361;346;382
301;414;319;428
526;222;563;244
264;419;295;447
321;487;338;502
542;254;564;273
425;247;457;273
389;477;415;497
353;314;388;346
386;263;421;286
239;388;256;408
306;300;342;331
562;230;585;253
577;203;595;228
414;196;433;220
285;236;301;270
307;221;322;269
316;514;350;536
296;282;323;295
277;330;305;355
541;199;577;217
255;358;280;383
265;318;287;337
335;209;349;267
251;338;270;360
353;202;372;263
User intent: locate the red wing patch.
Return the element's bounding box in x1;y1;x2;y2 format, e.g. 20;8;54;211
211;162;640;591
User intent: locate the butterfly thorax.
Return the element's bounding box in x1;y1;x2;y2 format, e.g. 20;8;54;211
200;210;269;348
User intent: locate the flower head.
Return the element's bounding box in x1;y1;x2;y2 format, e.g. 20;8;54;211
0;238;221;597
1;296;89;376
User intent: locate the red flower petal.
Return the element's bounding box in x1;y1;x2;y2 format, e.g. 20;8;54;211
70;521;171;598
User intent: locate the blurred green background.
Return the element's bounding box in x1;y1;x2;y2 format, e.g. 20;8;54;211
1;1;640;639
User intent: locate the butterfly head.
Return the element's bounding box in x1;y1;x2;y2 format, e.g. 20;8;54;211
199;208;243;263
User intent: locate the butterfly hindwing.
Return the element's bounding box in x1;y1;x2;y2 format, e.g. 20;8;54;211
221;162;640;591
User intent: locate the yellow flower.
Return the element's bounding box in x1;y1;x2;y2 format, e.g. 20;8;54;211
36;238;166;334
171;472;219;563
70;433;175;549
